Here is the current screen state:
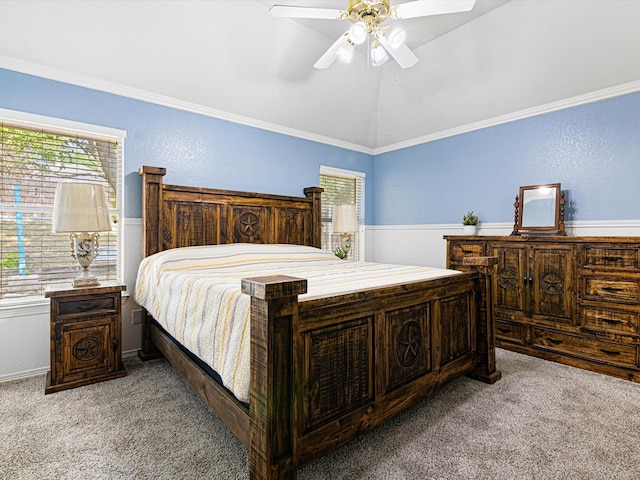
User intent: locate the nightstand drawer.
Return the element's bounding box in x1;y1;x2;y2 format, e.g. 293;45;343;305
57;294;119;317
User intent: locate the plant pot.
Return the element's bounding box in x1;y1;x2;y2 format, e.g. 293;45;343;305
463;225;477;235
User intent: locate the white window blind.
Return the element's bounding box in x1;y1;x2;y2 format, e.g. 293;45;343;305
320;166;365;261
0;119;123;301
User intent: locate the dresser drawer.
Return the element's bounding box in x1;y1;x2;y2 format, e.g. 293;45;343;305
582;245;639;270
580;276;640;304
449;242;484;263
581;306;639;336
495;319;526;345
56;294;119;318
533;328;637;367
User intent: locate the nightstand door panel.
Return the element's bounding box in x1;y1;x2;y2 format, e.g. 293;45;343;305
59;317;117;383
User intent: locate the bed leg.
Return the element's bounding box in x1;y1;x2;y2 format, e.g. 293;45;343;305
242;275;308;480
464;256;502;384
137;309;162;361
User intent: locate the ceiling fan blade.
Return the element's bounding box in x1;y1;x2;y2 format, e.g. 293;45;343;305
270;5;346;20
393;0;476;19
377;35;419;69
314;32;349;69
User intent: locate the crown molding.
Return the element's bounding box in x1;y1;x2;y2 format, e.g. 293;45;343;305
373;79;640;154
2;55;638;157
0;55;374;155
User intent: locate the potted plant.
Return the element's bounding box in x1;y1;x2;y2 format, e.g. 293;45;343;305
462;211;479;235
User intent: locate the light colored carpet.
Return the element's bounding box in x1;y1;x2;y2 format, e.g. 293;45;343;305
1;349;639;479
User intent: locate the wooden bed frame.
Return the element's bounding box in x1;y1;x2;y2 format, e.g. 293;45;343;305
137;165;501;479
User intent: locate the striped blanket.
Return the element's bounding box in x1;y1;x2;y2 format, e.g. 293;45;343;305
134;243;461;403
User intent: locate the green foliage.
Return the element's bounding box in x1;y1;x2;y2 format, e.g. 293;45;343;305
334;246;347;259
0;125;117;198
462;211;479;225
1;252;20;269
319;175;356;205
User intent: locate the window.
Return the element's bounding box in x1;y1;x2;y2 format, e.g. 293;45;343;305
320;166;365;261
0;111;124;302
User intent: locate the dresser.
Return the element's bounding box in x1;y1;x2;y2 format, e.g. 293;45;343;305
445;236;640;383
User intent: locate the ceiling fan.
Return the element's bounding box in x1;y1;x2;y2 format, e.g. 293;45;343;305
270;0;476;69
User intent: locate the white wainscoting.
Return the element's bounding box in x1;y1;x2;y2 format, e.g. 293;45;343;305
3;218;640;382
366;221;640;267
0;218;143;383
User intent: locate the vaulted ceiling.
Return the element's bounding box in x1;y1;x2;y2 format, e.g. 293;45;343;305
1;1;639;153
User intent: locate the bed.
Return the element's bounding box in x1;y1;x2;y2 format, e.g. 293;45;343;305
136;165;501;479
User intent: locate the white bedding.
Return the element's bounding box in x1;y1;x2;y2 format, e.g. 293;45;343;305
134;243;462;403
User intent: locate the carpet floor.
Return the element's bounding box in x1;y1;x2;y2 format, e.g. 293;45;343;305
1;348;639;479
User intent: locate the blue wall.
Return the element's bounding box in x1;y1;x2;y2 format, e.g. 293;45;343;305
2;68;639;227
374;92;640;225
0;68;374;221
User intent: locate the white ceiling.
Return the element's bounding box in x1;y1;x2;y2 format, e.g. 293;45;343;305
0;1;639;153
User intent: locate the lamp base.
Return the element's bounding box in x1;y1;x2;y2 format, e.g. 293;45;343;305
73;275;100;288
334;233;352;260
69;232;102;288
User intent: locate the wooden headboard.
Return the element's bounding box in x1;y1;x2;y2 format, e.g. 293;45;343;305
139;166;323;258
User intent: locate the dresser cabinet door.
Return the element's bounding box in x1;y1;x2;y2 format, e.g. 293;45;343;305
529;245;575;323
491;243;526;312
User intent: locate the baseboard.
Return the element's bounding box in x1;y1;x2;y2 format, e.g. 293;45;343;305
0;366;49;384
0;349;141;384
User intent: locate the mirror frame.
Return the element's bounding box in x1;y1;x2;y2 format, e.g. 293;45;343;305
511;183;566;236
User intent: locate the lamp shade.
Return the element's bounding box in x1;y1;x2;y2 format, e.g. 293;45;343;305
371;44;389;66
332;204;358;233
52;183;112;233
348;22;367;45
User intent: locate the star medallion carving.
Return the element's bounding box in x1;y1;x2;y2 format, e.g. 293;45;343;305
397;321;422;367
541;272;563;294
73;336;102;361
498;268;518;289
239;212;260;237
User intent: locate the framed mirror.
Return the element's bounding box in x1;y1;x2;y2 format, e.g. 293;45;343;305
511;183;566;236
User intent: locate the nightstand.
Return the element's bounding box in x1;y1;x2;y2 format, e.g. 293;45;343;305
45;282;127;394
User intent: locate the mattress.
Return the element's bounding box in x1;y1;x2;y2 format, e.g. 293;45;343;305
134;243;462;402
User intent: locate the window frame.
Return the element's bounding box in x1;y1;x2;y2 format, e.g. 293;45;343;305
319;165;366;261
0;108;126;311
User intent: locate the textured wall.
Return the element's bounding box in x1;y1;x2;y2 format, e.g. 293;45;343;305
0;68;375;222
373;92;640;225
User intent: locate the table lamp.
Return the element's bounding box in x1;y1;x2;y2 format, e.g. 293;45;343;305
52;183;112;287
332;204;358;259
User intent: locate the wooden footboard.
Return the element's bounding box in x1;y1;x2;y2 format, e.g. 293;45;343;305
241;258;499;479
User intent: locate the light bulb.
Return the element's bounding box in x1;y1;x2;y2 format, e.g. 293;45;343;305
387;27;406;49
370;45;388;66
337;41;355;63
348;22;367;45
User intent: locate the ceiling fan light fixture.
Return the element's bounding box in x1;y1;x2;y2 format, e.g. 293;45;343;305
337;40;355;63
348;22;367;45
370;44;388;66
387;27;406;49
271;0;475;70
